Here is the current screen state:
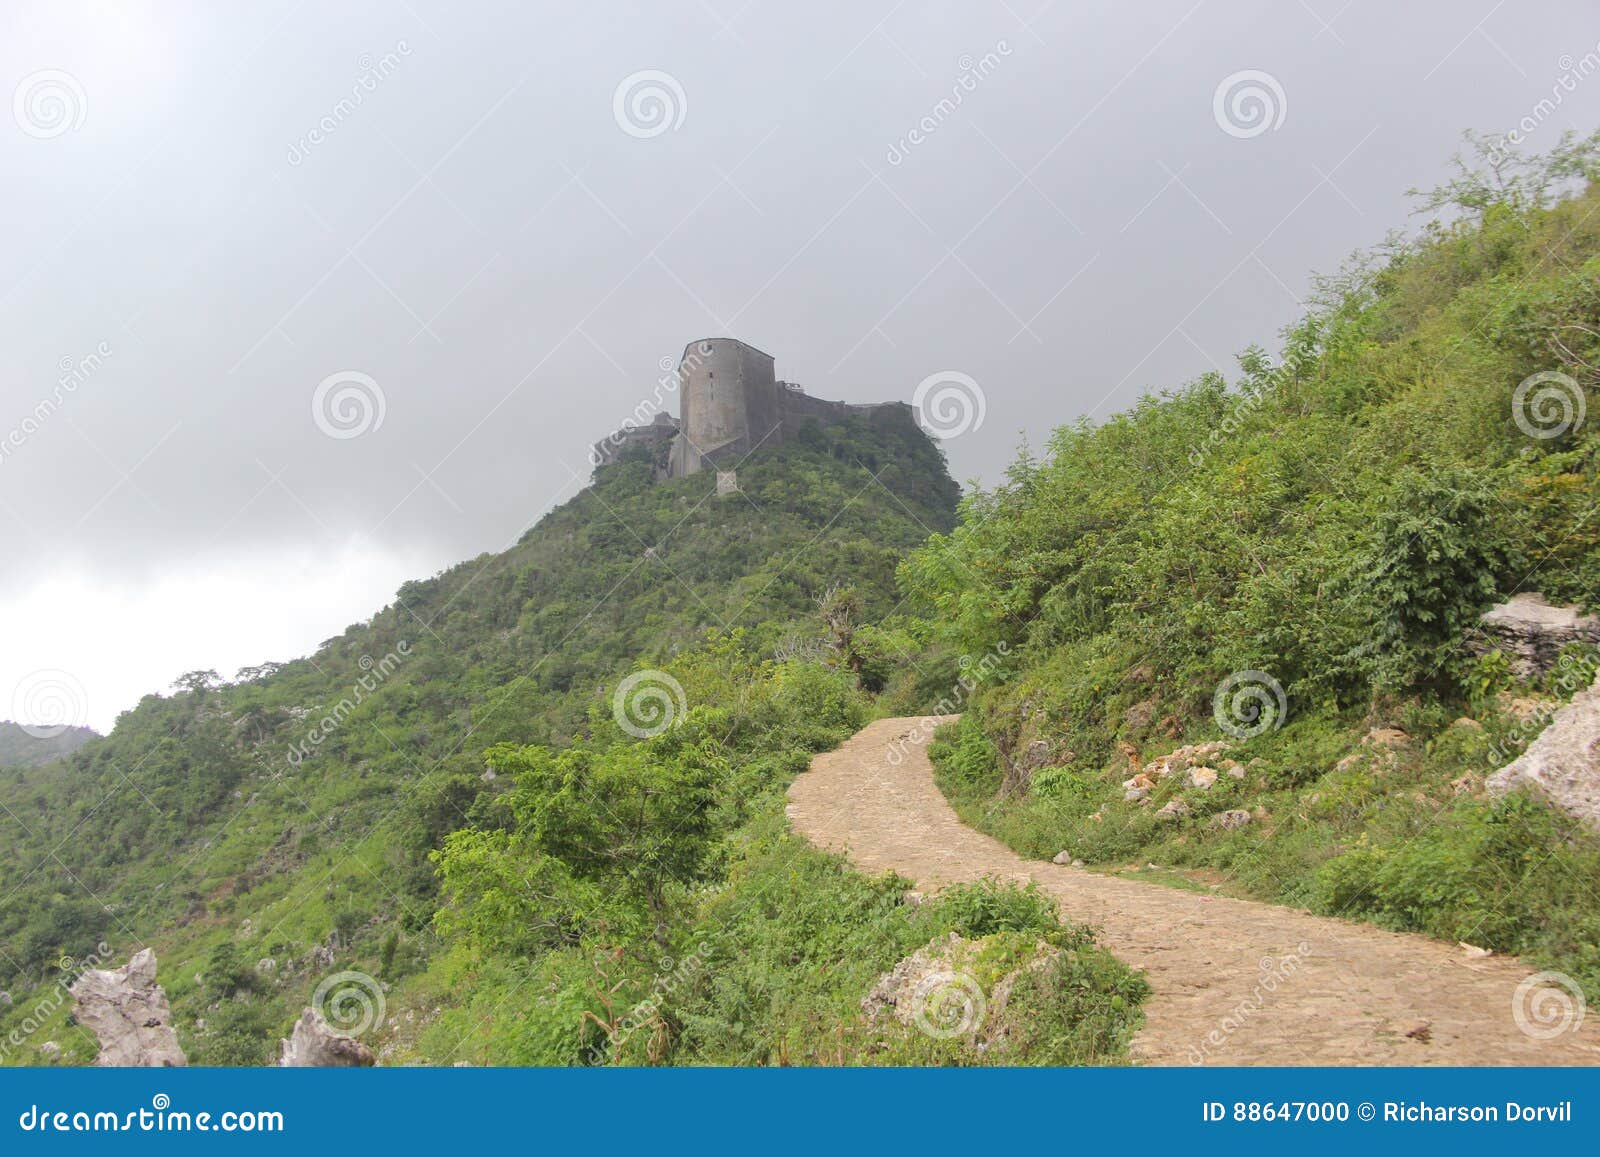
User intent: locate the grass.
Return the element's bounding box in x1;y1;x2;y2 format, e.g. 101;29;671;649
929;698;1600;1005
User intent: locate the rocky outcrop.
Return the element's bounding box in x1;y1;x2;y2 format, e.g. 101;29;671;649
1488;670;1600;830
1122;698;1159;734
278;1007;376;1067
1362;727;1411;749
862;932;1059;1049
1478;593;1600;680
68;948;186;1067
862;933;982;1030
1018;740;1054;771
1140;740;1232;781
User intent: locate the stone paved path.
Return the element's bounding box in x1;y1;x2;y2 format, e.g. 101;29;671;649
787;716;1600;1065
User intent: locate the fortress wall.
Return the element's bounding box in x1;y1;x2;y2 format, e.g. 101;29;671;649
777;390;920;439
862;400;925;445
590;417;677;469
773;386;852;425
665;339;918;477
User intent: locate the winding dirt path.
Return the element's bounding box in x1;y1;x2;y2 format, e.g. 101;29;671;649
788;716;1600;1066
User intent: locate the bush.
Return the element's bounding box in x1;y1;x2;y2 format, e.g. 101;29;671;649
190;999;281;1066
992;945;1150;1064
1362;467;1518;690
933;878;1078;944
927;717;1002;799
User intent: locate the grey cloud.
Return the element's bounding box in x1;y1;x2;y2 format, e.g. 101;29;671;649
2;0;1597;592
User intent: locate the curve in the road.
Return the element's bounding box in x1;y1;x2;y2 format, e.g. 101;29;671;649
787;716;1600;1066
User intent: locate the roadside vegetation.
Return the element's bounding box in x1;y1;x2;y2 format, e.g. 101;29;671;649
912;135;1600;1003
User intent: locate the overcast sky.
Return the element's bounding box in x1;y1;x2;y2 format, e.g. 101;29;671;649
3;0;1598;731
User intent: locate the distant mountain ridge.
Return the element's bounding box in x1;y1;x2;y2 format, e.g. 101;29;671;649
0;721;98;769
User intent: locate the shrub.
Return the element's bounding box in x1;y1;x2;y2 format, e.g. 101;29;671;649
1361;467;1518;691
927;717;1002;799
992;945;1150;1065
933;878;1079;944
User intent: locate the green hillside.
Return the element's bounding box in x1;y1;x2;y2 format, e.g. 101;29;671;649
906;135;1600;1000
5;412;1146;1066
7;134;1599;1067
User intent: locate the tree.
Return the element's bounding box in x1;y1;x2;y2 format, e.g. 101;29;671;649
1362;467;1518;690
171;670;221;695
1408;129;1600;219
480;725;724;932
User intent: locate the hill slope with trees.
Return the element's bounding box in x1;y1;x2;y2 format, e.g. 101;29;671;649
904;134;1600;1004
6;134;1599;1066
5;411;1148;1066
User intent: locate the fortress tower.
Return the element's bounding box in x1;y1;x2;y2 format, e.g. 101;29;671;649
592;337;918;479
665;337;912;477
667;338;779;476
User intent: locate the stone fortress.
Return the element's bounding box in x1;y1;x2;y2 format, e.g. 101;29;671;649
592;338;917;479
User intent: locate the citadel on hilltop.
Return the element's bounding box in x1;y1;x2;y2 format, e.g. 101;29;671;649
592;338;916;479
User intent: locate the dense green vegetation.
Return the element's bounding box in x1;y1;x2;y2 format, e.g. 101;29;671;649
911;136;1600;1002
2;410;1144;1066
409;649;1144;1065
6;134;1599;1066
